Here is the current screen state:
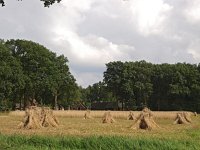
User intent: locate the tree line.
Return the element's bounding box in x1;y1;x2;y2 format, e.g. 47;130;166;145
83;61;200;112
0;39;79;110
1;39;200;112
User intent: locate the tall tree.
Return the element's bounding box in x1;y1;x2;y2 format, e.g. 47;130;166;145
104;61;128;109
0;42;24;110
47;55;78;109
5;39;78;109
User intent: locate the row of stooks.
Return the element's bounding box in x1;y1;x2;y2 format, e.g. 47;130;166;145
19;106;195;130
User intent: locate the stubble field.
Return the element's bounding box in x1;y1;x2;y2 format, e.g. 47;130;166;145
0;110;200;149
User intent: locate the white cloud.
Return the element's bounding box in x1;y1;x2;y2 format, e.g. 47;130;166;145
53;30;135;67
49;0;94;33
188;39;200;61
128;0;173;36
0;0;199;87
184;0;200;24
71;71;103;87
51;0;135;68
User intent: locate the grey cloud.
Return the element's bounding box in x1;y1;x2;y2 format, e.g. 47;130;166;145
0;0;200;87
78;0;199;64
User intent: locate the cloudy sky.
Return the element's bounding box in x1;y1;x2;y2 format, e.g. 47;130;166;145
0;0;200;87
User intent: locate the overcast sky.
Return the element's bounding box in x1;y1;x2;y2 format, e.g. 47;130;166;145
0;0;200;87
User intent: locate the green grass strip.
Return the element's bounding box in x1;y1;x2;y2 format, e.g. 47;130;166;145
0;134;199;150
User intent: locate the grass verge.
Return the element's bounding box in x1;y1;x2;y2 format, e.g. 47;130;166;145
0;134;199;150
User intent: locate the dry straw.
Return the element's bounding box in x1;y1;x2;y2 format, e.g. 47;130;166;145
84;110;93;119
127;111;135;120
130;107;160;130
102;111;116;123
18;106;59;129
173;112;192;124
193;112;198;116
41;107;59;127
10;110;194;119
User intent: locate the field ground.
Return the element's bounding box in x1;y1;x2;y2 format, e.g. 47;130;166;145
0;111;200;149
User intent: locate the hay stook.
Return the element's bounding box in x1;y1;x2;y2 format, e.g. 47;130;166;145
84;110;93;119
18;106;42;129
173;112;192;124
102;111;115;123
127;111;135;120
40;107;59;127
193;112;198;116
18;106;59;129
130;107;159;130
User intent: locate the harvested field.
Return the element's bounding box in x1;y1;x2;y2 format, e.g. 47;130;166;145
9;110;194;119
1;111;200;149
0;111;197;137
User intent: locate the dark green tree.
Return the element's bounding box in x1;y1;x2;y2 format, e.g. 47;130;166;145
47;55;78;109
0;42;24;110
5;39;78;109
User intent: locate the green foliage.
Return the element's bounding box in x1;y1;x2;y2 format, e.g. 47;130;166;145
0;39;78;110
0;42;25;110
0;134;199;150
150;63;200;111
104;61;153;110
81;82;116;108
1;38;200;112
41;0;62;7
103;61;200;112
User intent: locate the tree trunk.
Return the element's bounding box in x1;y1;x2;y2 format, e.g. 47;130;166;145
20;93;24;110
122;100;124;111
54;92;58;110
12;95;17;111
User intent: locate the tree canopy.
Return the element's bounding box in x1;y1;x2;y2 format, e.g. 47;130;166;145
1;39;200;112
0;39;78;110
102;61;200;111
